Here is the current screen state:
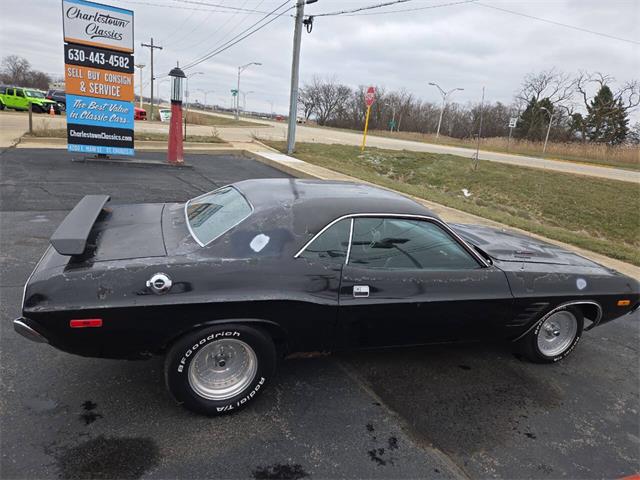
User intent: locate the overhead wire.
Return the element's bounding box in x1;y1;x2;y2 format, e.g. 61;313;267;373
181;0;293;70
169;0;253;49
476;2;640;46
342;0;477;16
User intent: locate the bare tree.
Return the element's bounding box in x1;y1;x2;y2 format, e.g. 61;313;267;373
0;55;31;84
0;55;52;90
517;68;574;107
574;71;640;113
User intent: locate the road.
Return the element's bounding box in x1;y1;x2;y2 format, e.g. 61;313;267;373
1;110;638;183
1;148;638;479
197;110;640;184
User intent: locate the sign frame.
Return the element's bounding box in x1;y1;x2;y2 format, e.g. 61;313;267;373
62;0;134;53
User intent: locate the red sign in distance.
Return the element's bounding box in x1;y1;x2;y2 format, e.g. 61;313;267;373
365;86;375;107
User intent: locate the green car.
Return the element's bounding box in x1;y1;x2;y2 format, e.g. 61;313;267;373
0;86;61;114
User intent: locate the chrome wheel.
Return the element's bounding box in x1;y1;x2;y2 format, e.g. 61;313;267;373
188;339;258;401
537;310;578;357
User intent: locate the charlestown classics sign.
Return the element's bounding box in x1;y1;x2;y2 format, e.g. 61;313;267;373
63;0;135;156
62;0;134;52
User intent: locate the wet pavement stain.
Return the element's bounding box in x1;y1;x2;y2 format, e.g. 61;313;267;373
79;401;103;425
364;424;398;466
252;464;309;480
55;436;159;479
367;448;387;466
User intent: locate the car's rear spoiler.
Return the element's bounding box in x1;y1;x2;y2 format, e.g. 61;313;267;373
50;195;110;255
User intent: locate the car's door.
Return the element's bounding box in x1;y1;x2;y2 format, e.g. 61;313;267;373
13;89;28;110
283;218;352;352
336;216;513;348
4;88;18;108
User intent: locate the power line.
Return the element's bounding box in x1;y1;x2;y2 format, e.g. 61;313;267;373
311;0;414;17
342;0;477;16
178;0;264;62
477;2;640;46
171;0;277;15
115;0;263;13
181;0;293;70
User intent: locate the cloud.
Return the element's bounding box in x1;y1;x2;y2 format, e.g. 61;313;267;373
1;0;638;118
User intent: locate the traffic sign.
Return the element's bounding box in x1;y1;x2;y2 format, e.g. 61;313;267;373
365;86;375;107
231;89;238;96
509;117;518;128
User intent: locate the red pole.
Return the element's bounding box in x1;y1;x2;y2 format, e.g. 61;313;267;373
167;101;184;165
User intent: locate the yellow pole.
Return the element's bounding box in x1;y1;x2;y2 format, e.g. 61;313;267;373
361;105;372;152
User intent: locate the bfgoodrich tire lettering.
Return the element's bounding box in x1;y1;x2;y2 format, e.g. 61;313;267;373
165;324;276;415
517;306;584;363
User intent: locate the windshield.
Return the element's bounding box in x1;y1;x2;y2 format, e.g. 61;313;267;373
185;186;252;246
25;90;45;98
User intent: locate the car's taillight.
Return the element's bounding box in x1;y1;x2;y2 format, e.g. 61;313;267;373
69;318;103;328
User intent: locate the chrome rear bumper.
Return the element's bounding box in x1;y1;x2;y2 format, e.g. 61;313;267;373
13;318;48;344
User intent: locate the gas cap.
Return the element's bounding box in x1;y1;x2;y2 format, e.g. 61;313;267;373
146;273;172;294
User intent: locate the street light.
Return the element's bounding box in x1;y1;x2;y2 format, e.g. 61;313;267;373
184;71;203;137
198;89;215;109
135;63;145;109
236;62;261;120
429;82;464;138
242;90;254;111
540;106;554;158
385;102;396;132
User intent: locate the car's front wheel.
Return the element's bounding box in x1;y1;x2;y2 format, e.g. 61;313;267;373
517;307;584;363
165;324;276;415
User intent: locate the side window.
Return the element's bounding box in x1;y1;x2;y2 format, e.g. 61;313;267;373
299;219;351;264
349;218;479;270
15;89;24;97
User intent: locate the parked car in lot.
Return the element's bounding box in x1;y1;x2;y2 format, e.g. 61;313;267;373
134;106;147;120
14;180;639;415
46;89;66;111
0;86;60;114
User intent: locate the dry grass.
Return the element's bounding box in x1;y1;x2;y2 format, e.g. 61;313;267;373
266;141;640;266
141;103;264;127
368;130;640;171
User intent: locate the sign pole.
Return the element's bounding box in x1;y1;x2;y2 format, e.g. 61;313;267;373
361;86;376;152
361;105;372;152
508;126;513;152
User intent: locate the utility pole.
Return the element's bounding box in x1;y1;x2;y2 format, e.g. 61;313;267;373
141;38;162;121
135;63;145;109
286;0;312;155
540;107;554;158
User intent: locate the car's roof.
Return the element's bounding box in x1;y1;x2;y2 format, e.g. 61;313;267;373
233;178;437;235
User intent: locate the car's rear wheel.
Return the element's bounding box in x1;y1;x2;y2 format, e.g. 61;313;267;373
517;307;584;363
165;324;276;415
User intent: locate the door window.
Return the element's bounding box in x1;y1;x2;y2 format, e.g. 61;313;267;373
298;219;351;264
15;89;24;97
349;218;479;270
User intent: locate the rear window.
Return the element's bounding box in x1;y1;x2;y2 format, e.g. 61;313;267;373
185;186;252;246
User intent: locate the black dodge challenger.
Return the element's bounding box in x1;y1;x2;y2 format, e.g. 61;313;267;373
15;179;639;415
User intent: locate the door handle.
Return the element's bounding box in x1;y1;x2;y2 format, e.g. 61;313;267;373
353;285;370;298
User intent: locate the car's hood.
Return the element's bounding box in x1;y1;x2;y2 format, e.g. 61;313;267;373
451;223;604;268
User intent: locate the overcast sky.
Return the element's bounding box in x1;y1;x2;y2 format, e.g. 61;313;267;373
1;0;638;117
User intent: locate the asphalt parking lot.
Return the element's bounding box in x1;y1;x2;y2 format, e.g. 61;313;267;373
1;148;638;479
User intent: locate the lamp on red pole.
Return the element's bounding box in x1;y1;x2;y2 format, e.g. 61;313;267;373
167;65;186;165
